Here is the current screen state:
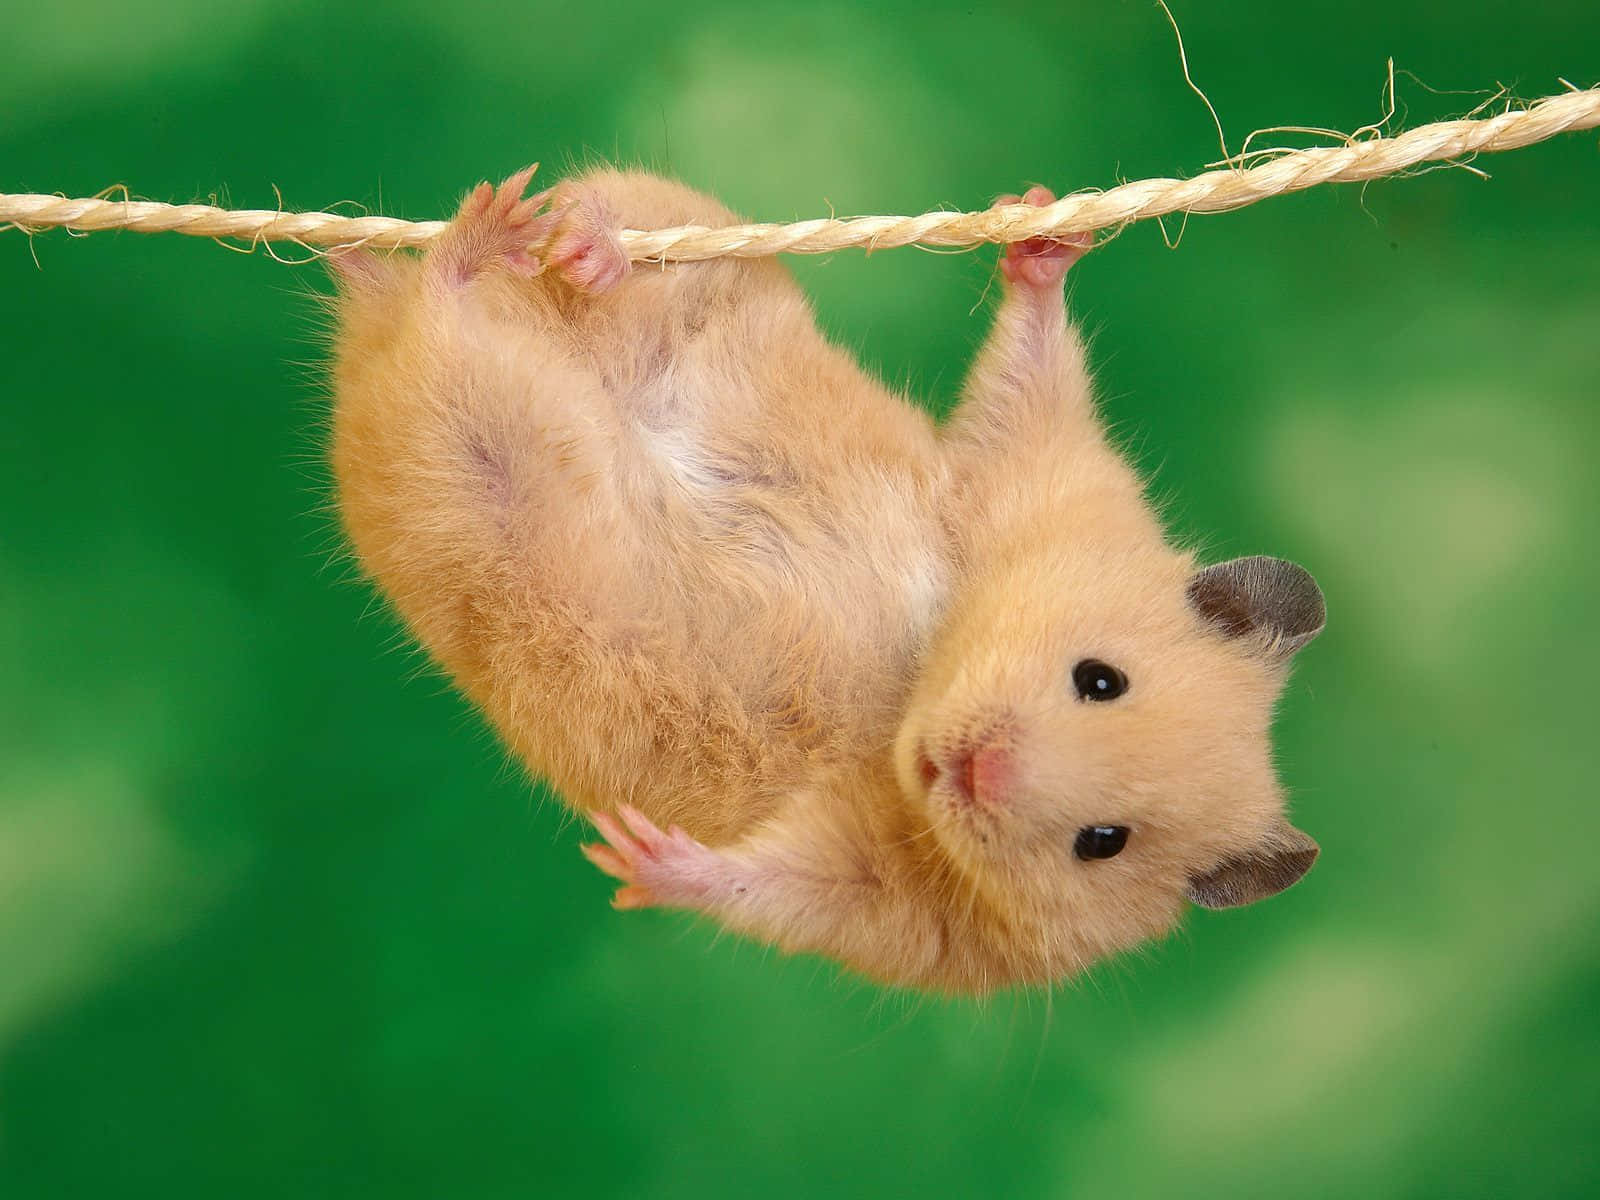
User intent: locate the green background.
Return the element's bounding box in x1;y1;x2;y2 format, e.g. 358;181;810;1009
3;1;1597;1195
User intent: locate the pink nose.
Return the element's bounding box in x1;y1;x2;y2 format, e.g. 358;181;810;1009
951;743;1013;806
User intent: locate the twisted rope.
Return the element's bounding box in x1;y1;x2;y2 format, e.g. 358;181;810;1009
3;86;1596;261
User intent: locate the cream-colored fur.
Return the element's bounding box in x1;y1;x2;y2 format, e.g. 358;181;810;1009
327;168;1322;994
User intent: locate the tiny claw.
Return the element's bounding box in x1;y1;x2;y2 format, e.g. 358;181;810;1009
499;162;540;199
579;841;629;880
588;809;632;850
612;886;655;910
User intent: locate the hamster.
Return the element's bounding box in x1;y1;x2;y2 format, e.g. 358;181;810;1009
326;166;1325;994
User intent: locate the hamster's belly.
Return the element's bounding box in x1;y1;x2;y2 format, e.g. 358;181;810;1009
636;412;949;754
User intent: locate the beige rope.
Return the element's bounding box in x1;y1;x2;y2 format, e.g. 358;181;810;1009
3;85;1597;261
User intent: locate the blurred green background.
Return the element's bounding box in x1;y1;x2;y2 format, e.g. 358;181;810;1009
3;1;1597;1195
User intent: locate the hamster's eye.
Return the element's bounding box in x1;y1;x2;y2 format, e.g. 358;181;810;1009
1072;659;1128;702
1074;825;1130;861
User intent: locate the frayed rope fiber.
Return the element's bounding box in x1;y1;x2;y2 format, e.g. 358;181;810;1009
3;86;1597;261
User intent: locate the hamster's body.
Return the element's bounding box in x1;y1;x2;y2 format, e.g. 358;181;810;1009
329;168;1325;993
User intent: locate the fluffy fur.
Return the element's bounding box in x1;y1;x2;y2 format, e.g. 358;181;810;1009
326;167;1324;994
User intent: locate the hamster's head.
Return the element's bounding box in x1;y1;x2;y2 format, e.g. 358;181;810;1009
895;545;1325;982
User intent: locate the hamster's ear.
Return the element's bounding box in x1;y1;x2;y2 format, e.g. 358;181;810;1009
1187;556;1325;657
1185;822;1319;909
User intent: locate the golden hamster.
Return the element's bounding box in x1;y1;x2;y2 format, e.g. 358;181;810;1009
326;168;1325;994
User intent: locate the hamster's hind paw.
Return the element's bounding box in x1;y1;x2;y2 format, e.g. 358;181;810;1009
433;164;560;284
995;185;1093;289
581;805;727;912
541;185;632;294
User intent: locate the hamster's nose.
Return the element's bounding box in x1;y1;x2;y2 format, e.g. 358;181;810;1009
950;742;1013;807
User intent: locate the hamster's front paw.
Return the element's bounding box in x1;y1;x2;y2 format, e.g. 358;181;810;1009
994;185;1093;289
581;805;732;911
434;164;561;283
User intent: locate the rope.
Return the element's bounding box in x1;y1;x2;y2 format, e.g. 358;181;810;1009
3;85;1596;262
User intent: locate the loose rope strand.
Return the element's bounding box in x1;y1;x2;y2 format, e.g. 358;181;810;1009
2;85;1595;262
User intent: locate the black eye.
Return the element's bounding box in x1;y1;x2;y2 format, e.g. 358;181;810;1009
1072;659;1128;701
1074;825;1130;861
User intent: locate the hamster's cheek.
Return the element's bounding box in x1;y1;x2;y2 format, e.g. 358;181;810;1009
1012;734;1116;826
1072;876;1188;955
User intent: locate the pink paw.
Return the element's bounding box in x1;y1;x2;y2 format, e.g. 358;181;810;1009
581;805;724;911
994;185;1092;289
542;185;631;294
437;164;560;282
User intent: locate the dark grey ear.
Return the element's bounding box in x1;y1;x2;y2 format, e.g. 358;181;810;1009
1187;555;1325;657
1186;823;1319;910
